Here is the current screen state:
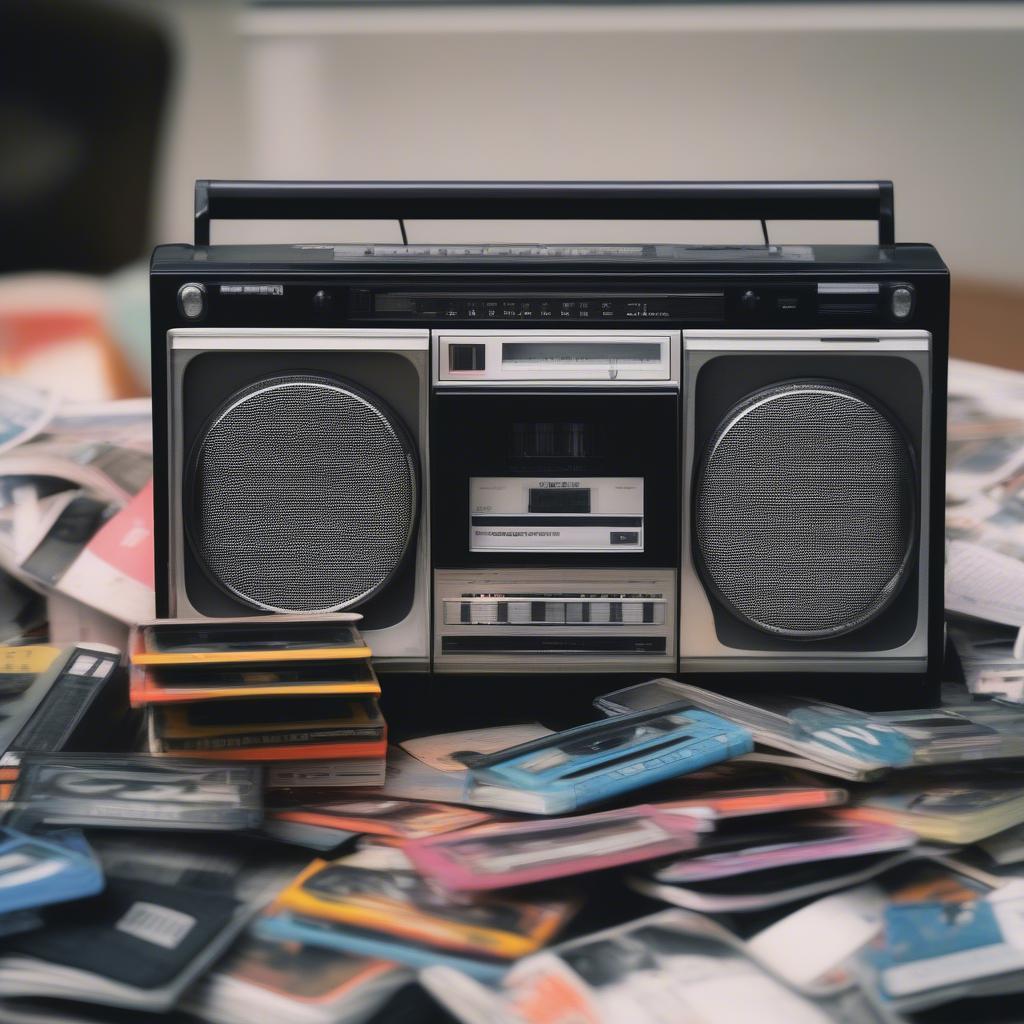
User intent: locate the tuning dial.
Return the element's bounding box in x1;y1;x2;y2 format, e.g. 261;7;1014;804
890;286;914;320
177;283;206;320
740;289;760;311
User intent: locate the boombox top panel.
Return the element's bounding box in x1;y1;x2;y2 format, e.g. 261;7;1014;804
153;241;946;273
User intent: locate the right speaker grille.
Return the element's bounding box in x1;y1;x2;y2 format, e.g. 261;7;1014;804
694;380;916;639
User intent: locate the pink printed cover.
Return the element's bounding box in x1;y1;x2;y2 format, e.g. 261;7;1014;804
652;812;916;884
57;478;155;622
86;478;155;588
403;804;703;891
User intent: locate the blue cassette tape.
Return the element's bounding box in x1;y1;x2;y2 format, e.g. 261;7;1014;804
460;706;753;814
0;826;104;918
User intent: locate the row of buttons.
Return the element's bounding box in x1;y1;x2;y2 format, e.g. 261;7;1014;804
445;601;664;625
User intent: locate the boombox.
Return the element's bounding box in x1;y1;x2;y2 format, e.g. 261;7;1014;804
151;181;948;688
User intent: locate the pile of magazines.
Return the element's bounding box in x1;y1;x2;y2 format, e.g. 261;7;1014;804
0;380;154;649
946;358;1024;699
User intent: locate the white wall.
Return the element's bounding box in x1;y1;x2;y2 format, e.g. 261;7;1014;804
150;3;1024;285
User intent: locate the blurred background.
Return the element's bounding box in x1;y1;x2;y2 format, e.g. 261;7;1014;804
1;0;1023;401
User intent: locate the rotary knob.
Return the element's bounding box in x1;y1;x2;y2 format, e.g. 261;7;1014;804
177;283;206;320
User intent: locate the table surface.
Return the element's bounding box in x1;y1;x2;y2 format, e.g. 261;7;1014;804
951;279;1024;372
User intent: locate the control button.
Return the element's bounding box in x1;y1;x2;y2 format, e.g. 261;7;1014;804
740;290;760;311
508;602;531;624
312;289;332;312
622;602;643;624
177;283;206;320
470;603;499;625
611;531;639;545
449;344;485;372
776;296;799;312
891;286;915;320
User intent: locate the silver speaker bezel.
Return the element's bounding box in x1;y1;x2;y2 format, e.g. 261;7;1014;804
680;328;932;673
165;328;431;668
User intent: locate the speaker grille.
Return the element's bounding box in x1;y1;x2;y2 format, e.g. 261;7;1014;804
694;380;916;639
186;374;418;614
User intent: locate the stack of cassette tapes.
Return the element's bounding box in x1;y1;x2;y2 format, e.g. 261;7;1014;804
128;615;387;791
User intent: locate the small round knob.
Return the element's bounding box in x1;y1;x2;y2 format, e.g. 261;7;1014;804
177;283;206;320
740;289;760;311
313;289;333;312
891;286;914;320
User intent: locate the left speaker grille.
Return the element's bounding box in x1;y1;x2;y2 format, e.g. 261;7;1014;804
186;373;418;613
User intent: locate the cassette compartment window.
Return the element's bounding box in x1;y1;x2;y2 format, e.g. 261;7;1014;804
501;341;662;365
431;391;677;569
437;332;675;383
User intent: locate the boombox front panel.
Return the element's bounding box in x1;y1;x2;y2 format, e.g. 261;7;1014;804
151;236;949;686
680;330;932;673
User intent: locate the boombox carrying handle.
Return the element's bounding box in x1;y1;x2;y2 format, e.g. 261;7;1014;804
194;180;895;247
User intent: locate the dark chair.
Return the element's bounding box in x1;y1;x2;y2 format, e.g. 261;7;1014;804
0;0;172;274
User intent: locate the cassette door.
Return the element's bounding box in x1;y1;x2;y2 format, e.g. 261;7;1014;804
162;328;429;669
680;329;934;677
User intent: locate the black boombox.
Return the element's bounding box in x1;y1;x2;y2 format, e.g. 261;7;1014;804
150;181;948;689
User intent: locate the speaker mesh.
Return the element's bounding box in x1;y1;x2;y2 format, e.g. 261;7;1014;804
694;380;916;639
186;373;418;613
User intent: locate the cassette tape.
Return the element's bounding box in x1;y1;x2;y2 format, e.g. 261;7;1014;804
461;706;753;814
131;615;369;667
0;643;122;760
130;658;380;707
147;696;386;760
9;754;263;831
